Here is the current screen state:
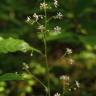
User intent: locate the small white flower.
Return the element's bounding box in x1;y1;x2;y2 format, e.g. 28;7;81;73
66;48;72;54
15;72;18;74
56;12;63;19
75;80;80;88
30;52;33;56
74;88;77;90
69;58;74;64
60;75;70;81
40;2;48;9
53;12;63;19
39;15;44;19
22;62;29;70
54;92;60;96
26;16;31;22
33;13;39;21
54;0;58;8
54;26;61;33
68;89;71;91
38;25;45;30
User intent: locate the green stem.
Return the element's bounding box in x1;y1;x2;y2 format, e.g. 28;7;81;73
24;68;48;91
43;0;50;96
43;30;50;95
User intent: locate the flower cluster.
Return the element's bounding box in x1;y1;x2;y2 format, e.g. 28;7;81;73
60;75;70;81
60;75;70;87
60;75;80;92
25;0;78;95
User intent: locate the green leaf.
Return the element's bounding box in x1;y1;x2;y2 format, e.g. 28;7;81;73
38;30;78;44
0;37;41;54
79;36;96;46
74;0;94;14
80;20;96;34
79;35;96;50
0;73;23;81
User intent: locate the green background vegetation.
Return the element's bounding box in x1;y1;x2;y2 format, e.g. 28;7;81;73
0;0;96;96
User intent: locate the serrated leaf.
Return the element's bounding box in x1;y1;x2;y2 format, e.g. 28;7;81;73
0;73;24;81
0;37;41;54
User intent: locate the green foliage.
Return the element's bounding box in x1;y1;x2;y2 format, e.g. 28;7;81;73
0;73;23;81
0;0;96;95
0;37;41;54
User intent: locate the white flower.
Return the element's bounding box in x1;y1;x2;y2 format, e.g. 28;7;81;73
38;15;44;19
68;89;71;91
15;72;18;74
54;26;61;33
69;58;74;64
30;52;33;56
74;88;77;90
54;92;60;96
60;75;70;81
53;12;63;19
75;80;80;88
54;0;58;8
33;13;39;21
56;12;63;19
22;62;29;70
38;25;45;30
26;16;31;22
66;48;72;54
40;2;48;9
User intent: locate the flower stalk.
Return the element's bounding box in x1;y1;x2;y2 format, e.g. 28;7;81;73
43;0;50;96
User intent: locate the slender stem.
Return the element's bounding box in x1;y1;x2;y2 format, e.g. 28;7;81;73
24;68;48;91
56;51;67;61
43;0;50;96
43;29;50;95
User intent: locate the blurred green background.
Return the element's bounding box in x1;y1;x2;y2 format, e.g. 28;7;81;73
0;0;96;96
